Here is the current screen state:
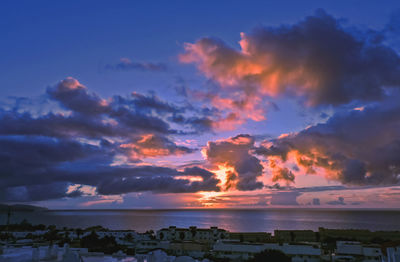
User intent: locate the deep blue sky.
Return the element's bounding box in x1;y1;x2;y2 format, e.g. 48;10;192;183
1;0;398;97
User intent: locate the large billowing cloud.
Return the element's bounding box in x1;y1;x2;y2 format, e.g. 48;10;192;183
44;77;220;137
0;135;220;202
255;103;400;186
203;134;264;191
0;77;222;202
180;9;400;119
178;9;400;191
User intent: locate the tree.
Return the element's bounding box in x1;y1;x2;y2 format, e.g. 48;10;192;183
124;233;133;242
80;231;120;254
179;232;185;240
145;230;155;240
47;225;56;231
75;228;83;240
247;249;291;262
44;229;61;244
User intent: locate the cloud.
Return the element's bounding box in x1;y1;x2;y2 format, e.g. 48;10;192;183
105;58;167;72
47;77;110;115
312;198;320;205
0;77;226;202
46;78;221;136
327;196;346;205
0;135;220;201
269;191;300;206
271;167;295;183
203;134;264;190
96;166;220;195
255;101;400;186
180;9;400;116
0;183;83;202
120;134;195;158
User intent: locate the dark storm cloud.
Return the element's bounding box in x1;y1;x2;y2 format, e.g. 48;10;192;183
255;103;400;186
0;77;224;202
96;166;220;195
105;58;167;72
0;135;112;189
181;9;400;108
47;77;110;115
0;111;118;138
1;77;217;141
0;135;220;201
129;92;183;115
0;183;83;202
46;77;216;136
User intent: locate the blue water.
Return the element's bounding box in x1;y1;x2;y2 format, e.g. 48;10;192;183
1;209;399;233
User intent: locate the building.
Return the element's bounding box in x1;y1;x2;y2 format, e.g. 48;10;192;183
333;241;383;262
212;240;321;261
156;226;229;243
387;246;400;262
168;241;208;258
228;232;272;243
135;240;170;254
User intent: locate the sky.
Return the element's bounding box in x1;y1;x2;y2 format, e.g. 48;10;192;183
1;0;400;209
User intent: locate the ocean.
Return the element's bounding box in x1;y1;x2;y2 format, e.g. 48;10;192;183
1;209;400;233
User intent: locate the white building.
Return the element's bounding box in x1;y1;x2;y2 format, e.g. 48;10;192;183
156;226;228;243
212;240;321;261
79;230;151;244
387;246;400;262
333;241;383;262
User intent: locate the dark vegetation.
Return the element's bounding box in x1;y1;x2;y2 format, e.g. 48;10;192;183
80;231;122;254
247;250;291;262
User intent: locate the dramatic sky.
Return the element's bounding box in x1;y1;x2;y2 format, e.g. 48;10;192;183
1;0;400;209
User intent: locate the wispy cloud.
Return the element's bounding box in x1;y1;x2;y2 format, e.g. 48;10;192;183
105;58;167;72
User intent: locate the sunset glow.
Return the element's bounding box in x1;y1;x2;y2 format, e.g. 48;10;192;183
1;1;400;210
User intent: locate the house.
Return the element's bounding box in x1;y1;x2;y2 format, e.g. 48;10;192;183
156;226;229;243
168;241;208;258
228;232;272;243
212;240;321;261
333;241;383;262
387;246;400;262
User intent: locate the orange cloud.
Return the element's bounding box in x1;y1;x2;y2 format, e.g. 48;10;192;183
120;134;194;158
203;134;264;191
181;10;400;112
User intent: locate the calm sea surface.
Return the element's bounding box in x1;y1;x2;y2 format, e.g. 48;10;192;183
1;209;400;233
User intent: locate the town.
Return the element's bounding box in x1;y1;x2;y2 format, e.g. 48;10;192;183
1;220;400;262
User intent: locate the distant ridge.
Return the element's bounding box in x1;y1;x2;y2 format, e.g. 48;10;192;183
0;204;48;212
